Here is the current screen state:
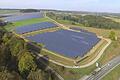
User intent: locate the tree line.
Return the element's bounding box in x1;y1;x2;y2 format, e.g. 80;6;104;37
47;12;120;29
20;9;40;13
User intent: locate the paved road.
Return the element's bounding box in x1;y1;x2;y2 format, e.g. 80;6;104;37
86;56;120;80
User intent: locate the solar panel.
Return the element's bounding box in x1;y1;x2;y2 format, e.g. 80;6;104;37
3;12;43;22
70;27;96;35
26;29;100;58
15;22;58;34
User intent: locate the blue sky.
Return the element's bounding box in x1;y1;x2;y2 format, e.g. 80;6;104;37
0;0;120;13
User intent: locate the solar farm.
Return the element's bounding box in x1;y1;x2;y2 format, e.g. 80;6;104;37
26;29;100;58
2;11;107;66
3;12;43;22
16;14;100;58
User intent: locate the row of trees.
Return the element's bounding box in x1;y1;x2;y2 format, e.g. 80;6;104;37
47;12;120;29
20;9;40;13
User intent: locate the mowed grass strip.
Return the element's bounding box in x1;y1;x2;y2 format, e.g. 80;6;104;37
41;49;75;66
5;18;51;31
22;27;62;36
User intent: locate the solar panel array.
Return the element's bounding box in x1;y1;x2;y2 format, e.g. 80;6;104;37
15;22;58;34
26;29;100;58
4;12;43;22
70;27;96;35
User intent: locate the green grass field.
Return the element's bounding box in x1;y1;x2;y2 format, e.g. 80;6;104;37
5;18;51;31
57;20;72;24
63;64;96;80
102;64;120;80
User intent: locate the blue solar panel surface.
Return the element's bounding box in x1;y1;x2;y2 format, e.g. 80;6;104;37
4;12;43;22
26;29;100;58
15;22;58;34
70;27;96;35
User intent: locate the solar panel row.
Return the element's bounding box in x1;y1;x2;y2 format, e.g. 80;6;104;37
70;27;96;35
4;12;43;22
15;22;58;34
26;29;100;58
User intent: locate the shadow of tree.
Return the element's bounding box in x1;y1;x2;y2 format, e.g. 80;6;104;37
26;42;60;80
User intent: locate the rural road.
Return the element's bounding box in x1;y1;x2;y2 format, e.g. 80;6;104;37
85;55;120;80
